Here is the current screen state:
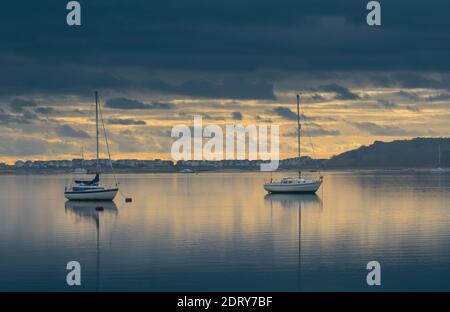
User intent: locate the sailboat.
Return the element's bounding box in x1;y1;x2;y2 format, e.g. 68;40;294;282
64;91;119;201
431;144;447;173
264;94;323;194
72;146;88;174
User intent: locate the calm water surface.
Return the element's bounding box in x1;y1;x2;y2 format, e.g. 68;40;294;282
1;171;450;291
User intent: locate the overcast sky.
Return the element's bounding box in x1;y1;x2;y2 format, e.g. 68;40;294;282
1;0;450;162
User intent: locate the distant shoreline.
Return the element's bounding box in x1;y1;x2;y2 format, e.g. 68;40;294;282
0;167;446;175
3;138;448;175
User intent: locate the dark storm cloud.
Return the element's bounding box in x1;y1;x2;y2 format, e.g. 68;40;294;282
35;107;57;115
308;94;326;102
391;73;445;89
428;93;450;101
55;125;90;138
137;78;275;100
0;63;127;97
9;99;37;112
369;73;450;90
405;105;421;112
22;110;39;121
273;107;298;120
232;111;243;120
0;108;39;125
107;118;147;125
0;112;32;125
318;84;360;100
2;0;450;98
174;78;274;100
105;98;174;110
73;108;87;115
273;106;328;121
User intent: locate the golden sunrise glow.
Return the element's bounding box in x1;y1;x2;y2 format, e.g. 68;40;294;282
1;88;449;164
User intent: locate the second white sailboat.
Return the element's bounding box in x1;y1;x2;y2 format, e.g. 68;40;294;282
64;91;119;201
264;94;323;194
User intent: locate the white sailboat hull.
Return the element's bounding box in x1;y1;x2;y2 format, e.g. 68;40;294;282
64;188;118;201
264;180;322;194
431;167;448;173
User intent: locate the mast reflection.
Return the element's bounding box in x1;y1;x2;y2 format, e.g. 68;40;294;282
265;194;322;290
65;201;118;291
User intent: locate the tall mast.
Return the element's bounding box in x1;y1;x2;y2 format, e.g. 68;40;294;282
95;91;99;170
297;94;301;178
81;145;84;169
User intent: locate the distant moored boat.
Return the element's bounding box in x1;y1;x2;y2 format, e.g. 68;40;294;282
431;144;449;173
179;168;195;173
72;168;88;174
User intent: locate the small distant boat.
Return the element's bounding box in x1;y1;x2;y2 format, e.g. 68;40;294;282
264;94;323;194
64;91;119;201
179;168;195;173
71;146;88;174
431;144;448;173
72;168;88;175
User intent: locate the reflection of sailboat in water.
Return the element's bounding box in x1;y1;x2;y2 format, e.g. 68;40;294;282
265;193;321;209
65;201;118;291
265;194;321;290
